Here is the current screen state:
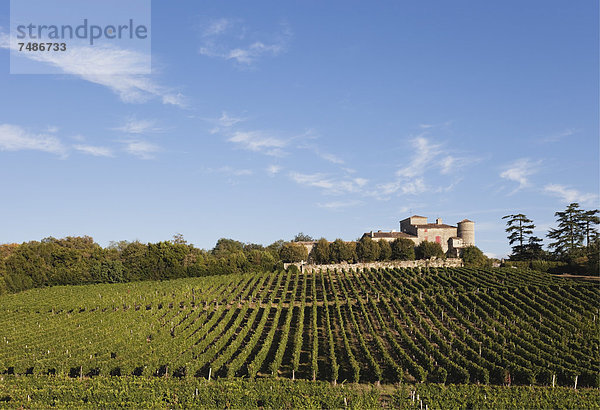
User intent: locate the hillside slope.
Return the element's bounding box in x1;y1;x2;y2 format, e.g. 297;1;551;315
0;267;598;386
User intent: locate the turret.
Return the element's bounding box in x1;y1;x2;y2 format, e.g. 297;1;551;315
457;219;475;247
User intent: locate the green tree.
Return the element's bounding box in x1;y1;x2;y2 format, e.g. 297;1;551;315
377;240;392;261
582;209;600;247
265;240;285;260
329;239;353;263
245;249;276;272
311;238;331;264
461;245;489;268
502;214;535;260
292;232;314;242
172;233;187;245
212;238;244;258
356;236;380;262
120;241;149;281
415;241;444;259
547;203;586;259
347;242;358;263
279;242;308;263
524;236;546;260
391;238;415;260
146;241;190;280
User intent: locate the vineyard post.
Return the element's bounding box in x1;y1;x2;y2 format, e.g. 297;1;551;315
292;369;295;380
574;375;578;390
208;367;211;381
552;374;555;388
343;397;347;409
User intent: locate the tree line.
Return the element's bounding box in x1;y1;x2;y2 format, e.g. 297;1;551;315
503;203;599;274
282;235;486;268
0;232;487;294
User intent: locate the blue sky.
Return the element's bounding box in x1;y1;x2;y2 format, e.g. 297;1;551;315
0;0;598;258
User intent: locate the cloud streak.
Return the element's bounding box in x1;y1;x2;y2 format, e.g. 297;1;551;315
198;18;291;66
289;172;368;195
121;139;161;159
1;33;185;106
370;136;478;198
317;200;363;209
0;124;67;157
543;184;598;206
73;144;114;157
500;158;541;191
228;130;287;156
115;118;163;134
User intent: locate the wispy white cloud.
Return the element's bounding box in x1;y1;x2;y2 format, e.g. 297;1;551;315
121;139;161;159
202;18;234;37
440;155;479;175
297;142;346;165
370;136;477;199
0;124;67;157
210;166;253;176
289;172;367;195
198;19;291;66
317;151;344;165
374;178;427;197
73;144;114;157
217;112;245;128
317;200;363;209
225;42;284;65
418;121;453;130
538;128;579;144
543;184;598;206
266;165;282;175
228;130;287;156
0;34;185;106
290;172;335;190
396;137;442;178
500;158;541;191
207;111;246;135
114;118;163;134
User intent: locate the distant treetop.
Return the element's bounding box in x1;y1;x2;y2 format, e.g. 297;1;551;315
292;232;314;242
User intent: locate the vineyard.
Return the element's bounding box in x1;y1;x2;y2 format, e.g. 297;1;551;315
0;267;598;390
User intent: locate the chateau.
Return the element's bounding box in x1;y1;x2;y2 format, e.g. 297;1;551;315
362;215;475;257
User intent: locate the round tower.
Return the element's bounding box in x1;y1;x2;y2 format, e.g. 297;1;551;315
457;219;475;247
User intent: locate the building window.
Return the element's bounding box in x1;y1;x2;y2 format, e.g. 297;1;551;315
424;228;428;232
436;236;441;243
425;236;428;242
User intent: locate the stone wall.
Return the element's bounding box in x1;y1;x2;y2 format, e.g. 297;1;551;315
284;258;463;272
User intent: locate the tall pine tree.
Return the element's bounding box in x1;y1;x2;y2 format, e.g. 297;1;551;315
547;203;586;259
502;213;536;260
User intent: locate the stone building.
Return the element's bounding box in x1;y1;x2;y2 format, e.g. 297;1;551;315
363;215;475;257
